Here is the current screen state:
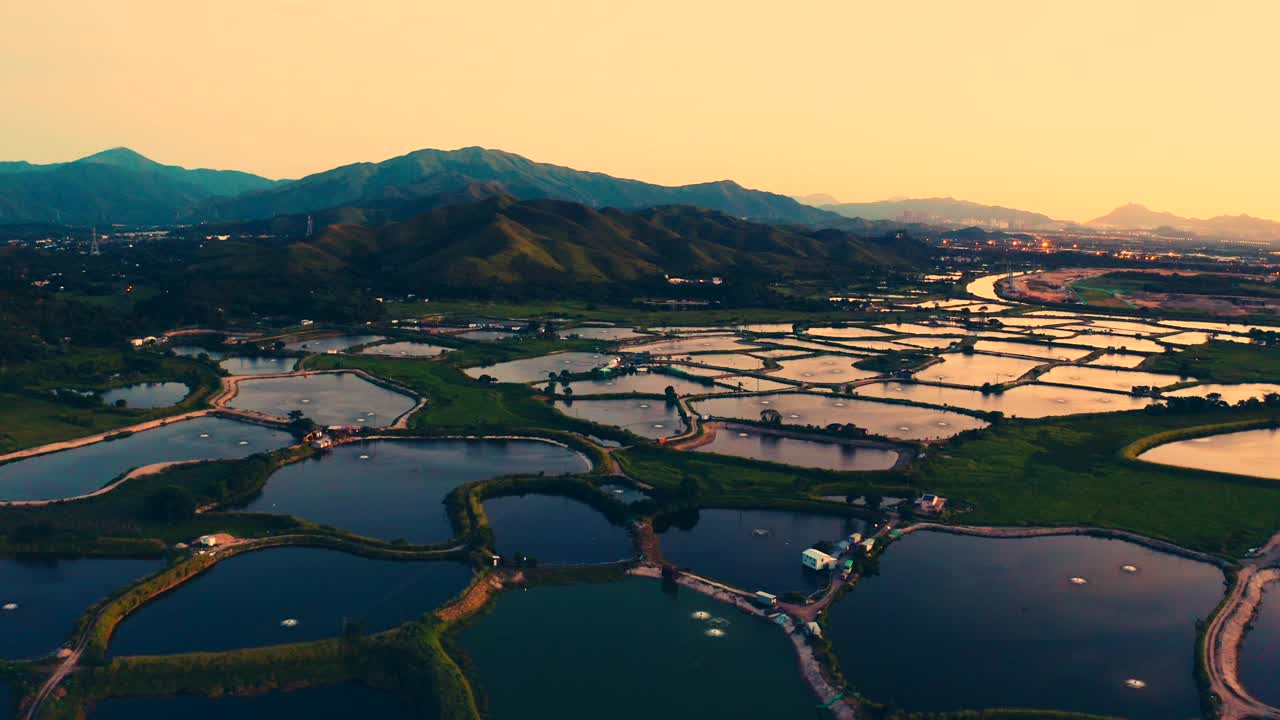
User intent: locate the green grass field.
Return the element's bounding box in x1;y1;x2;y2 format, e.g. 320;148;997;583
1141;340;1280;384
914;407;1280;555
0;350;221;454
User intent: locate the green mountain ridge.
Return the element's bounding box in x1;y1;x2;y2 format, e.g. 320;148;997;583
0;148;283;224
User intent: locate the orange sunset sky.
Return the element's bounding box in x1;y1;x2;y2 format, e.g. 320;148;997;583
2;0;1277;222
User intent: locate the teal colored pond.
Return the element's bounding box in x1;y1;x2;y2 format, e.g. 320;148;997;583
658;508;867;595
244;440;591;542
458;578;815;719
89;684;415;720
0;556;160;659
218;356;296;375
1240;587;1280;707
826;532;1223;719
108;548;472;656
0;416;294;501
100;382;190;408
483;493;634;565
228;372;416;427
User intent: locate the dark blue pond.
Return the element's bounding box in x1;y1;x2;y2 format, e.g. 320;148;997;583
89;684;415;720
99;382;190;409
108;548;472;656
657;508;868;595
0;556;161;659
826;531;1224;719
482;494;634;565
244;439;590;543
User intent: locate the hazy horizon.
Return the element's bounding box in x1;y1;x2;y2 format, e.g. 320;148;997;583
3;1;1277;222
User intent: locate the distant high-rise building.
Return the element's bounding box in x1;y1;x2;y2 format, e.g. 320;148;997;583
306;215;314;238
90;225;100;255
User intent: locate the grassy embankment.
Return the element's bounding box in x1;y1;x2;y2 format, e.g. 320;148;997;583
913;406;1280;555
1140;340;1280;384
0;349;221;454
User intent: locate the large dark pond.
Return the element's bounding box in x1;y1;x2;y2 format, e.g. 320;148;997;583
482;493;634;565
658;508;868;595
243;440;591;542
108;547;472;656
88;684;415;720
826;531;1224;719
227;372;416;427
458;578;814;719
0;556;160;659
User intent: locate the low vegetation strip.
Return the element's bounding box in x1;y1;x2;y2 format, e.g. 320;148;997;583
1121;417;1280;461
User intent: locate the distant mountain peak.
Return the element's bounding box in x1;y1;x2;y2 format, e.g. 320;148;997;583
74;147;159;169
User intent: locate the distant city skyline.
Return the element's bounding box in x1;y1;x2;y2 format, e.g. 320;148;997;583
2;1;1277;222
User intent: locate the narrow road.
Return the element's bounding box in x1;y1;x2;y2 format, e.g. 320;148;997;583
1203;530;1280;720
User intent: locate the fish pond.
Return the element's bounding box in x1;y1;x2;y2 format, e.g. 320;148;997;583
245;439;590;542
283;334;386;353
482;493;634;564
691;393;988;441
359;340;449;357
218;356;296;376
566;372;719;396
457;578;815;719
1240;587;1280;708
108;547;472;656
658;508;868;594
88;684;415;720
1037;365;1189;392
0;556;160;659
855;381;1151;419
826;531;1223;719
913;353;1046;386
464;351;615;384
0;416;294;502
228;372;416;427
695;425;899;471
1137;427;1280;480
553;398;685;439
99;382;190;409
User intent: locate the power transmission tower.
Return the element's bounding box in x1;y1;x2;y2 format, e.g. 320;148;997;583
90;225;100;256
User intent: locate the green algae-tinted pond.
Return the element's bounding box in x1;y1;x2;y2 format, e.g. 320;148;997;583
244;439;590;542
553;398;685;439
695;426;899;471
218;356;296;376
1138;427;1280;480
228;372;416;427
826;532;1223;719
0;416;294;502
1240;588;1280;707
0;557;161;659
88;684;415;720
657;508;867;595
458;578;816;719
108;548;472;656
99;382;190;408
482;494;634;564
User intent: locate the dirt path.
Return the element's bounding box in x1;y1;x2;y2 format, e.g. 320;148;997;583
1203;529;1280;720
437;572;509;623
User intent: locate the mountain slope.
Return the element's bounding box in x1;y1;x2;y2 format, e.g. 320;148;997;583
819;197;1057;228
196;195;925;291
1088;203;1280;242
0;148;282;224
193;147;850;227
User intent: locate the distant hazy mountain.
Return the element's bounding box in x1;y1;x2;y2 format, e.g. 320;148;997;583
793;193;840;207
198;194;925;291
194;147;849;228
1088;203;1280;242
818;197;1058;229
0;148;281;224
